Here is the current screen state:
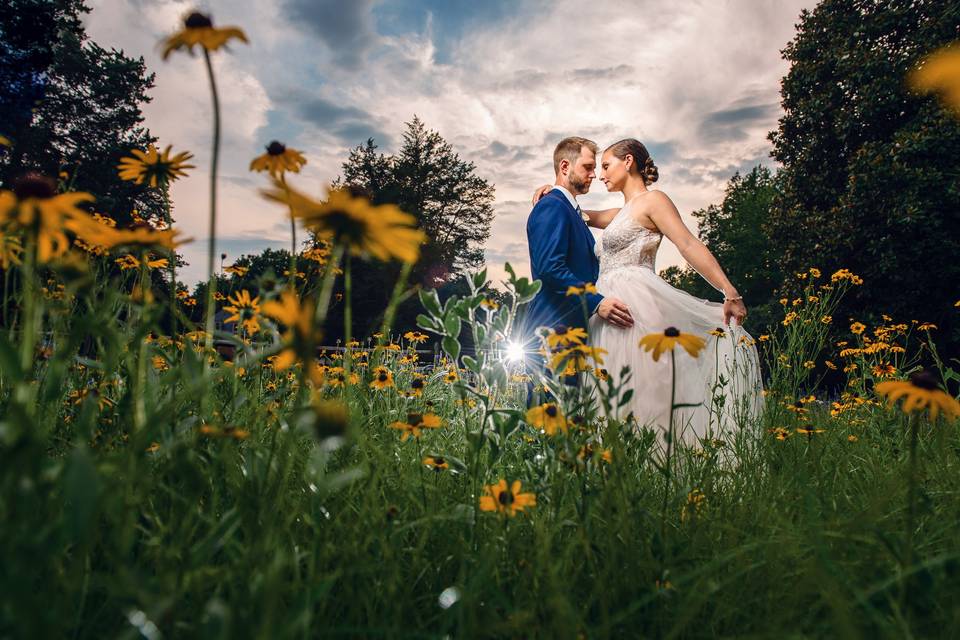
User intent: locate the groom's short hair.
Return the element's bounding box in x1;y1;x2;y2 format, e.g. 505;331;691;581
553;137;598;174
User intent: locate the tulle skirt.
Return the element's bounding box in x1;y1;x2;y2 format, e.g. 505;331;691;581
590;265;763;445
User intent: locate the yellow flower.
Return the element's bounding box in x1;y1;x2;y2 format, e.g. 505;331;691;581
825;360;838;370
224;264;249;276
871;363;896;378
423;456;449;471
404;330;429;344
909;44;960;114
0;135;11;147
198;424;250;440
758;335;770;342
821;315;832;324
405;377;426;397
796;425;826;436
874;371;960;421
708;327;726;338
782;312;797;326
263;182;425;264
525;402;568;435
388;412;442;440
443;369;459;384
768;427;791;441
223;289;262;334
809;267;821;278
480;298;499;310
370;366;394;390
161;11;248;59
0;173;96;262
250;141;306;178
545;325;588;348
565;282;598;296
803;360;815;370
478;479;536;517
261;289;321;370
850;322;866;335
917;322;937;331
152;355;170;371
325;366;359;387
117;144;194;187
549;344;606;373
145;442;161;453
638;327;706;362
847;434;859;442
593;367;609;381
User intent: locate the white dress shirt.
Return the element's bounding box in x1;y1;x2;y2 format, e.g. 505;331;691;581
551;185;590;222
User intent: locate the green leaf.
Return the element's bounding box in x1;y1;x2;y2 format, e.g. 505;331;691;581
418;288;442;317
443;314;461;338
64;446;100;545
462;355;480;373
416;313;439;332
0;333;22;380
618;389;634;407
442;335;460;362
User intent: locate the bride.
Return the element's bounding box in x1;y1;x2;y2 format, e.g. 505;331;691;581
535;138;762;445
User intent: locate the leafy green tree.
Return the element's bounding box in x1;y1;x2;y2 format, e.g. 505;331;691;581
320;117;495;341
767;0;960;353
0;0;162;226
662;166;784;333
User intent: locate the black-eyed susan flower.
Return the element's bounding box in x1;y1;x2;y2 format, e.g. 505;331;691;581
565;282;598;296
549;344;606;374
325;366;359;387
909;44;960;114
199;423;250;440
825;360;838;370
478;479;536;517
875;370;960;421
443;369;459;384
250;141;306;178
406;377;426;397
593;367;609;381
370;366;394;390
423;456;449;472
403;330;428;344
161;11;248;60
223;289;262;334
388;412;442;440
796;425;826;436
872;363;896;378
0;173;95;262
261;289;321;370
768;427;791;441
480;298;499;310
708;327;726;338
545;324;588;348
850;322;866;335
638;327;706;362
117;144;194;187
0;135;10;147
224;264;249;276
263;182;425;264
526;402;567;436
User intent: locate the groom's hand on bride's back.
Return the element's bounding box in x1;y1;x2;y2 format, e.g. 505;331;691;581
596;297;634;328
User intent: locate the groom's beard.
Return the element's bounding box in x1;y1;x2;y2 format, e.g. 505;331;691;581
568;173;590;195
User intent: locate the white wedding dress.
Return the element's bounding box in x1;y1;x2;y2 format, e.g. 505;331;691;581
589;198;763;445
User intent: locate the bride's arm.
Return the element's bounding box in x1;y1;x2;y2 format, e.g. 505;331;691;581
530;185;619;228
645;192;747;324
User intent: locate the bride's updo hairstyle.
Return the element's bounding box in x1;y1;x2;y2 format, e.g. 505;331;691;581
606;138;659;186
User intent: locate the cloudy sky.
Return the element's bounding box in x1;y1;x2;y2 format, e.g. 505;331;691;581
84;0;812;288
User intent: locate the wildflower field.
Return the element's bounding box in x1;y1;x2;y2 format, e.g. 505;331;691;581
4;7;960;640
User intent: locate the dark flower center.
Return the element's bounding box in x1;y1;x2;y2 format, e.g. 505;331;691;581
599;368;608;376
555;325;568;335
378;372;388;382
545;405;557;418
910;370;939;391
185;12;212;28
12;173;56;200
266;141;286;156
412;379;424;389
498;490;514;506
664;327;680;337
433;457;445;465
407;413;423;426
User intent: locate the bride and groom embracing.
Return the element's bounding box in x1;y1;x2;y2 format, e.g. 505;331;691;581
525;136;762;444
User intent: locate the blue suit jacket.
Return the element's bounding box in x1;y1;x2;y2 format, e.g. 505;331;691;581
525;190;604;332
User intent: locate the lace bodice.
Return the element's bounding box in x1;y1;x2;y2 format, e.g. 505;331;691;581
596;204;662;275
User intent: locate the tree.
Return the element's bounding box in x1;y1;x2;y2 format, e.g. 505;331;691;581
766;0;960;353
338;116;495;285
320;117;495;341
0;0;162;227
662;166;784;332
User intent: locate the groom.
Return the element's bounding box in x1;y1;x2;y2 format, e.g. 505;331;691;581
525;136;634;334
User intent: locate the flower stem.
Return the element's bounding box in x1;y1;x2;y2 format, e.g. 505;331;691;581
162;183;178;336
343;252;353;382
660;349;677;566
201;48;221;359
